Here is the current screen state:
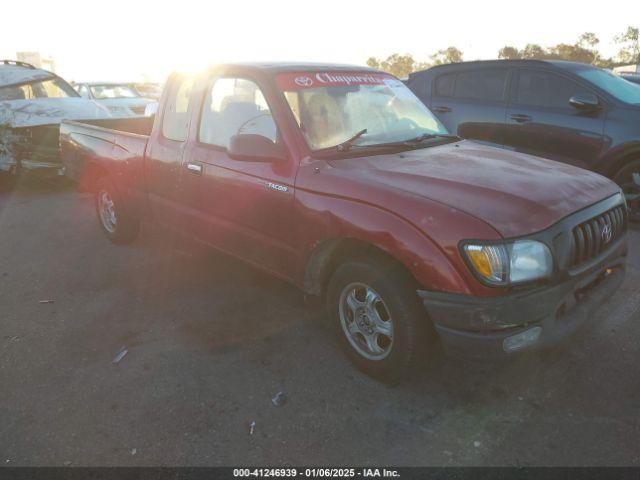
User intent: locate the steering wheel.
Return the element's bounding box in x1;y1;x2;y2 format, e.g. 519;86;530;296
236;113;273;135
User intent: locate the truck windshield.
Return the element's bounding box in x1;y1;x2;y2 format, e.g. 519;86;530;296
575;67;640;105
0;78;78;101
276;72;447;151
90;84;139;99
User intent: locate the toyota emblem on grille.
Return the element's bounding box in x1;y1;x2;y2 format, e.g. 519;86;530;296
601;223;613;244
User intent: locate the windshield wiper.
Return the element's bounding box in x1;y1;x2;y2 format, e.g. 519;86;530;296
336;128;368;152
402;133;461;144
316;130;459;158
356;133;460;150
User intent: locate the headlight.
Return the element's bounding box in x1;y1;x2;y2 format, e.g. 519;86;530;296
509;240;553;283
463;240;553;286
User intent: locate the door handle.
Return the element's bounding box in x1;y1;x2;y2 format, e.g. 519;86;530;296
510;113;532;123
433;106;452;113
185;162;203;175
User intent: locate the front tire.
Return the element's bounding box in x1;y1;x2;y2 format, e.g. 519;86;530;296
326;258;434;383
0;168;17;191
613;159;640;223
95;176;140;244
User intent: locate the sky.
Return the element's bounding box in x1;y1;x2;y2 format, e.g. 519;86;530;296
1;0;638;83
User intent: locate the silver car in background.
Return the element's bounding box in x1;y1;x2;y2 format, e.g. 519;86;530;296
75;82;154;117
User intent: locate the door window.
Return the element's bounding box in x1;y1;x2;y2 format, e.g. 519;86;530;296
161;77;194;142
515;70;591;109
453;69;508;101
434;73;455;97
199;77;277;148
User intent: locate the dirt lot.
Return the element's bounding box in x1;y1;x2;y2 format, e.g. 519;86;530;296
1;178;639;466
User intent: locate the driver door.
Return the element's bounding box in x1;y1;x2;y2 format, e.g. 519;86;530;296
183;75;298;278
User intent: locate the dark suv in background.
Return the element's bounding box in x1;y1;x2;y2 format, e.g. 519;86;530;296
406;60;640;220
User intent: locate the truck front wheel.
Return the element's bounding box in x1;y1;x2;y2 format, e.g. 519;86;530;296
0;168;17;191
613;159;640;223
326;259;435;383
95;177;140;244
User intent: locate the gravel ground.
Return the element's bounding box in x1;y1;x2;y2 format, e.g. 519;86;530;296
1;178;638;466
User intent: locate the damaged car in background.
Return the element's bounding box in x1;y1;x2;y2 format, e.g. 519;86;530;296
0;60;111;181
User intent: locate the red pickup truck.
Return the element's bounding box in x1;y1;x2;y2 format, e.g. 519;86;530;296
60;63;629;381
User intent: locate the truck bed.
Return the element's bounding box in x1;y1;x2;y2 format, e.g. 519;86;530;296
68;116;155;136
60;116;152;185
59;116;153;217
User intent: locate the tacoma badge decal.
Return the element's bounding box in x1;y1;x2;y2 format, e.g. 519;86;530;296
266;182;289;193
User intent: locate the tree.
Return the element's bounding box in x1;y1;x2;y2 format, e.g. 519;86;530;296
366;53;429;78
521;44;548;59
430;47;463;66
577;32;600;64
382;54;420;78
615;26;640;64
578;32;599;50
498;46;521;59
497;34;613;66
547;43;596;64
366;57;381;70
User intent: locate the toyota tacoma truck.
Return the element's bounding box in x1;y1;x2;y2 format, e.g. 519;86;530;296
60;63;629;381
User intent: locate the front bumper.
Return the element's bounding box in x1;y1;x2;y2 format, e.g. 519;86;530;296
418;245;626;358
2;124;63;174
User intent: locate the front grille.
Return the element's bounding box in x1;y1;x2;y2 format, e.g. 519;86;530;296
570;205;627;267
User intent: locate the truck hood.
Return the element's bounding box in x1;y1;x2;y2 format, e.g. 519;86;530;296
328;141;620;238
0;98;111;128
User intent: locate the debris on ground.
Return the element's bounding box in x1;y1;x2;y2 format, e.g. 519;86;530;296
63;461;72;466
473;441;482;448
271;391;287;407
112;347;128;364
131;448;137;456
38;299;54;304
249;421;256;435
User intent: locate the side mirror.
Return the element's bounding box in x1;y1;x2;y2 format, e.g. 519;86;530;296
228;134;287;163
569;93;601;111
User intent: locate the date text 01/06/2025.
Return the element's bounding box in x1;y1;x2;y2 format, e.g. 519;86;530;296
232;468;401;478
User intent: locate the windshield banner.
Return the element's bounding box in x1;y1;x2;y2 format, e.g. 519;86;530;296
276;72;395;91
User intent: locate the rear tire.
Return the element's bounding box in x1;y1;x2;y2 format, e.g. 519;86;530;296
613;159;640;223
95;176;140;244
326;258;435;383
0;169;17;191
